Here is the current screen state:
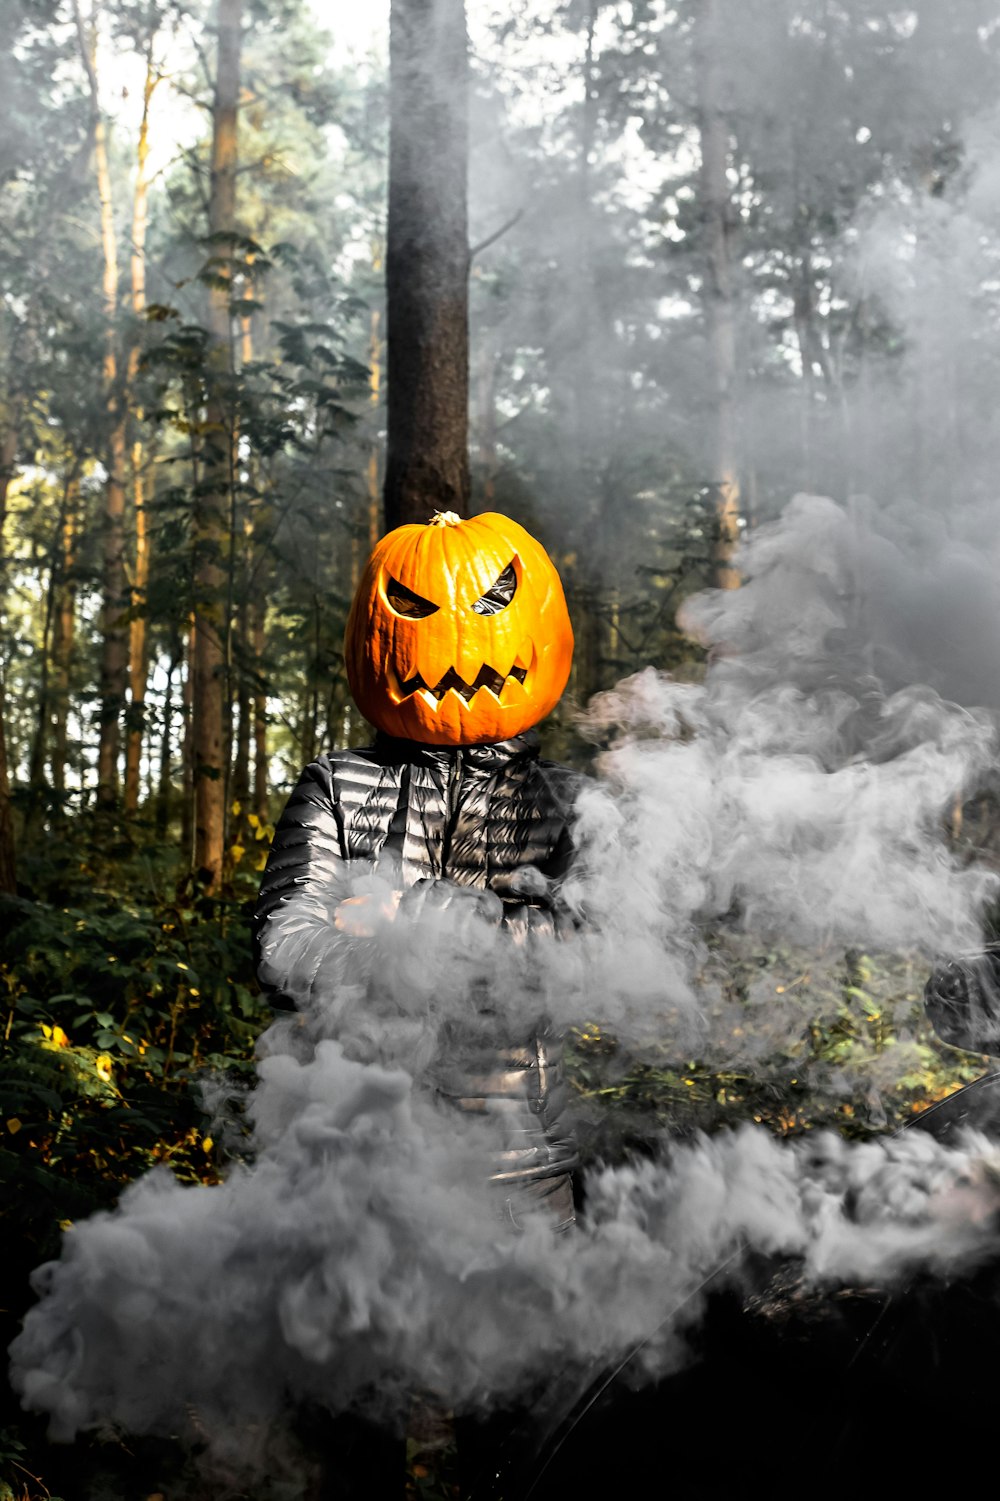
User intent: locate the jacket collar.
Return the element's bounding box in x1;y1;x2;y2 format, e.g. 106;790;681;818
372;729;540;773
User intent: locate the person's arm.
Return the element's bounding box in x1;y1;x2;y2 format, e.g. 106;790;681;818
925;949;1000;1055
252;757;351;1006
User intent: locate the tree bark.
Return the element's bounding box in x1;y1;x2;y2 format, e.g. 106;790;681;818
230;294;255;831
192;0;242;891
695;0;741;591
232;593;251;809
51;477;79;794
0;416;18;892
367;248;384;549
27;472;78;807
251;592;268;820
156;647;177;837
123;439;150;814
124;44;158;816
384;0;470;529
181;611;196;865
75;1;130;805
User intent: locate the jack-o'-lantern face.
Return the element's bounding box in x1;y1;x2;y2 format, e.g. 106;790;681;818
345;511;574;746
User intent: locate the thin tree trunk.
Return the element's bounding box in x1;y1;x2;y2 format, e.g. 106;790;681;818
696;0;741;591
124;440;150;814
0;418;17;892
180;612;196;864
230;290;255;822
0;677;15;895
192;0;242;891
51;477;79;794
124;45;158;816
232;592;251;808
27;473;78;805
384;0;470;528
251;592;268;819
367;245;384;548
156;646;177;837
75;1;130;805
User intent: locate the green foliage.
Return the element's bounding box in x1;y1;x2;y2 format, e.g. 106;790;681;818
568;933;987;1162
0;822;268;1269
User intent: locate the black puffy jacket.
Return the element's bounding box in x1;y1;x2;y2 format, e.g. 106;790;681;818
925;949;1000;1055
253;730;582;1227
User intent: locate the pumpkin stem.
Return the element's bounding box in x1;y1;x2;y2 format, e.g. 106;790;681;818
429;510;462;528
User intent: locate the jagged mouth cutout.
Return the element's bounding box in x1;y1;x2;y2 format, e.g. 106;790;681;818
392;658;531;708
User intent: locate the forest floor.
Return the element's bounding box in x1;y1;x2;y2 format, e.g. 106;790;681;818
0;813;989;1500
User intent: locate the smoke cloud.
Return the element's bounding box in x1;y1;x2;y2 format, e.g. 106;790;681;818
12;488;1000;1466
12;1033;1000;1445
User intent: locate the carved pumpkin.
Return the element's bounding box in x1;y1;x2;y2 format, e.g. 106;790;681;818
345;511;574;746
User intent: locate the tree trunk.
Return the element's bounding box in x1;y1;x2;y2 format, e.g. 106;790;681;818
251;592;268;819
27;473;77;807
124;439;150;814
192;0;242;891
181;612;196;864
124;46;158;817
75;2;130;806
156;646;177;837
51;477;79;794
384;0;470;529
0;418;17;892
0;677;15;895
229;293;255;830
695;0;741;591
367;250;384;549
232;593;251;809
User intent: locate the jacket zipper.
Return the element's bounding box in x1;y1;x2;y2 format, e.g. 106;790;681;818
439;746;463;877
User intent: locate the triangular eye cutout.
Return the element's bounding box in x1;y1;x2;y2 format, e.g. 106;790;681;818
473;561;517;616
386;576;439;618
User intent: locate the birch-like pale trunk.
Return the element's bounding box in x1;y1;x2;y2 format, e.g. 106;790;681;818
75;2;130;806
124;45;159;816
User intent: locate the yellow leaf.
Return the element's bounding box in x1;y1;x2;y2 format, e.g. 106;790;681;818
177;961;188;971
7;1117;22;1134
95;1054;114;1082
255;851;268;871
202;1136;214;1153
40;1023;52;1039
230;844;246;863
189;987;200;997
52;1025;69;1047
60;1218;74;1231
231;798;242;816
247;812;260;829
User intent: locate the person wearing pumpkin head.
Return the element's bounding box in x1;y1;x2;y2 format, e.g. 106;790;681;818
252;509;581;1235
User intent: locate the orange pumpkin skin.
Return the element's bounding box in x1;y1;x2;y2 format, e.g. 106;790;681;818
344;512;574;746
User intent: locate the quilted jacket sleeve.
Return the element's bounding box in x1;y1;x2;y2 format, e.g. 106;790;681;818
925;950;1000;1056
252;757;350;1006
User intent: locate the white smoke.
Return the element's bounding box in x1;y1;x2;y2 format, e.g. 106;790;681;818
12;1037;1000;1444
11;492;1000;1469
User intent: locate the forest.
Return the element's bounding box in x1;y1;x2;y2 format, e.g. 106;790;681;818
5;0;1000;1497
